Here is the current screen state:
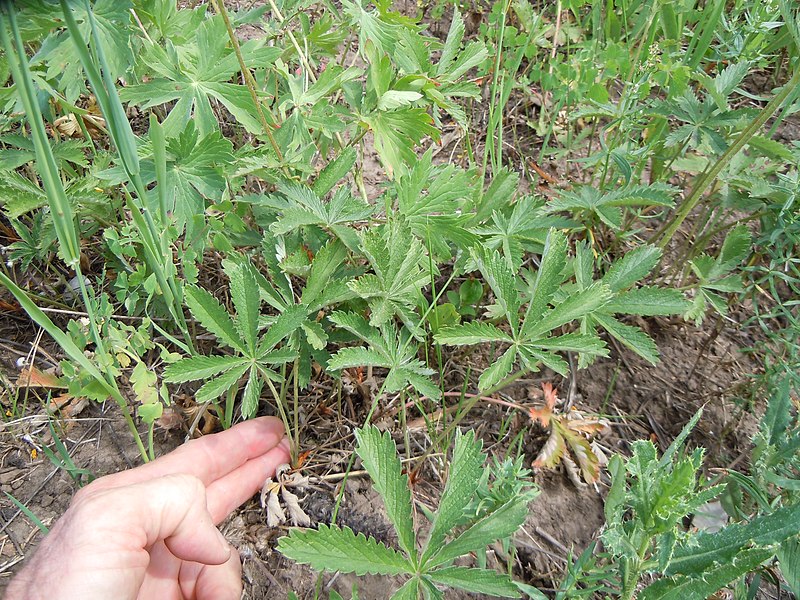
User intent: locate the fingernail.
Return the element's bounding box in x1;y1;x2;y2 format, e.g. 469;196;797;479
278;436;291;453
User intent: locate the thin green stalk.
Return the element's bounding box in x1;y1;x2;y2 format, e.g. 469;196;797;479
293;357;299;465
149;113;169;225
208;0;285;162
658;66;800;250
0;9;79;268
481;0;511;179
0;6;148;461
60;1;192;348
264;375;296;465
4;492;48;534
437;367;530;445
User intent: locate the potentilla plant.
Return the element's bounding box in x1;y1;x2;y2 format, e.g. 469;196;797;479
279;426;538;599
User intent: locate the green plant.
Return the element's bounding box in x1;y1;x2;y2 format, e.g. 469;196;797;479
163;260;301;451
279;426;538;598
550;409;800;599
41;421;95;487
684;224;752;324
722;374;800;596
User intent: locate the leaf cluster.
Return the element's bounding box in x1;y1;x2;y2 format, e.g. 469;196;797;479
279;426;538;599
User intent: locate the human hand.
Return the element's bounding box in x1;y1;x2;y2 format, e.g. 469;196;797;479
5;416;290;600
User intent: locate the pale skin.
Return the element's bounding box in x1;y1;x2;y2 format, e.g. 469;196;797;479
5;416;290;600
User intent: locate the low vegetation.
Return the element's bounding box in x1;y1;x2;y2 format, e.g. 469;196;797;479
0;0;799;597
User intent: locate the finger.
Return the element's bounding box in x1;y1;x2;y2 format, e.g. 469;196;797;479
181;547;243;600
206;437;291;523
136;541;182;600
84;474;231;566
29;475;232;600
89;417;286;491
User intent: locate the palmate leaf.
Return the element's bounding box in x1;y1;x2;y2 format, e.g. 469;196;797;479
272;183;373;237
163;355;249;383
473;198;568;271
161;124;234;239
602;245;662;292
524;282;612;339
301;241;349;309
364;107;440;177
778;538;800;597
425;493;535;569
355;427;416;559
715;224;751;274
437;8;464;76
519;347;569;377
328;347;390;371
119;15;281;137
35;0;133;103
545;184;676;229
403;370;442;399
478;347;517;391
312;147;357;197
391;579;420;600
524;229;568;324
427;566;519;597
423;430;486;562
185;284;246;354
394;150;477;256
327;311;385;349
241;368;264;419
593;313;660;365
471;246;520;328
278;524;413;576
342;0;406;56
527;332;608;355
195;362;251;403
256;305;308;354
603;287;689;316
349;220;428;331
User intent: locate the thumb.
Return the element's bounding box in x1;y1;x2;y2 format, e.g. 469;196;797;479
91;473;231;566
7;473;231;600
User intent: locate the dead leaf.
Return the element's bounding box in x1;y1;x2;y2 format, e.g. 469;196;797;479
16;366;64;389
47;393;89;427
260;463;311;527
282;488;311;526
54;113;81;137
562;455;588;489
156;406;185;432
541;382;558;409
530;381;606;485
533;426;566;468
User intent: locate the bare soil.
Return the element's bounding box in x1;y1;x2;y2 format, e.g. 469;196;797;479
0;295;762;598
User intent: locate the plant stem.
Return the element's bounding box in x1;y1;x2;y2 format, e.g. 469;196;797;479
208;0;285;163
658;66;800;250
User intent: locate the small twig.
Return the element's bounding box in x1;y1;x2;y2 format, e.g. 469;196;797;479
534;525;569;555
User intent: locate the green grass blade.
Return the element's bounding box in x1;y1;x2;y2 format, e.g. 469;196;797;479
4;492;48;534
0;9;80;268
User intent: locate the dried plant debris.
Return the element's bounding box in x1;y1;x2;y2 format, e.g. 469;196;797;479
261;463;311;527
530;383;609;485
